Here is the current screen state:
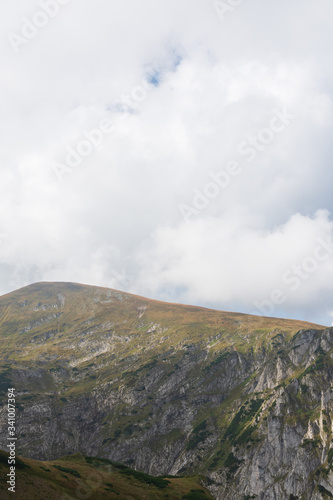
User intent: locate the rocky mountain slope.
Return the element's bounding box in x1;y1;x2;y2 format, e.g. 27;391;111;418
0;282;333;499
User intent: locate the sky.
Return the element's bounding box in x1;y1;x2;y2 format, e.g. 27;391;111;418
1;0;333;325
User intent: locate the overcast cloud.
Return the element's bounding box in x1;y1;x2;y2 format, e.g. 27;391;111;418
1;0;333;325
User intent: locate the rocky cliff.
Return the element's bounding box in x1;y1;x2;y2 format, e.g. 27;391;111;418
0;282;332;499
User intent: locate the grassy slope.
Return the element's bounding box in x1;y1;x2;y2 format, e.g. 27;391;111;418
0;450;214;500
0;281;324;363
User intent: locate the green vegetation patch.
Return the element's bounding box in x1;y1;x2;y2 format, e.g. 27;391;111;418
224;452;242;479
298;354;328;381
123;358;158;379
224;399;264;444
117;465;170;489
203;351;231;372
186;420;211;451
84;455;170;488
40;466;51;472
301;438;320;449
52;464;81;477
318;485;333;497
328;449;333;463
123;423;140;436
300;384;308;394
235;425;258;445
182;489;212;499
16;456;30;470
0;450;29;470
84;456;113;466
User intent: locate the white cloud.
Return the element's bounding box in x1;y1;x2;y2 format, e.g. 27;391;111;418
0;1;333;324
135;210;333;309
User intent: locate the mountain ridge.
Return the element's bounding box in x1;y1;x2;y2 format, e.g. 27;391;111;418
1;280;325;326
1;282;333;499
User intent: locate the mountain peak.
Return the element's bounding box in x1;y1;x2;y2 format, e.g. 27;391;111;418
0;282;330;499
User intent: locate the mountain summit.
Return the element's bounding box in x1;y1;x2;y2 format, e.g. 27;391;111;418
0;282;332;499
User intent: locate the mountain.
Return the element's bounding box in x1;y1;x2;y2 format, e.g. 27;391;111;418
0;282;333;499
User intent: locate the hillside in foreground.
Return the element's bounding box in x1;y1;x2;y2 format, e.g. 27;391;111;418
1;282;333;499
0;449;213;499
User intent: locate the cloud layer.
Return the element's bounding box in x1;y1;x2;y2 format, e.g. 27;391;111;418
1;0;333;325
